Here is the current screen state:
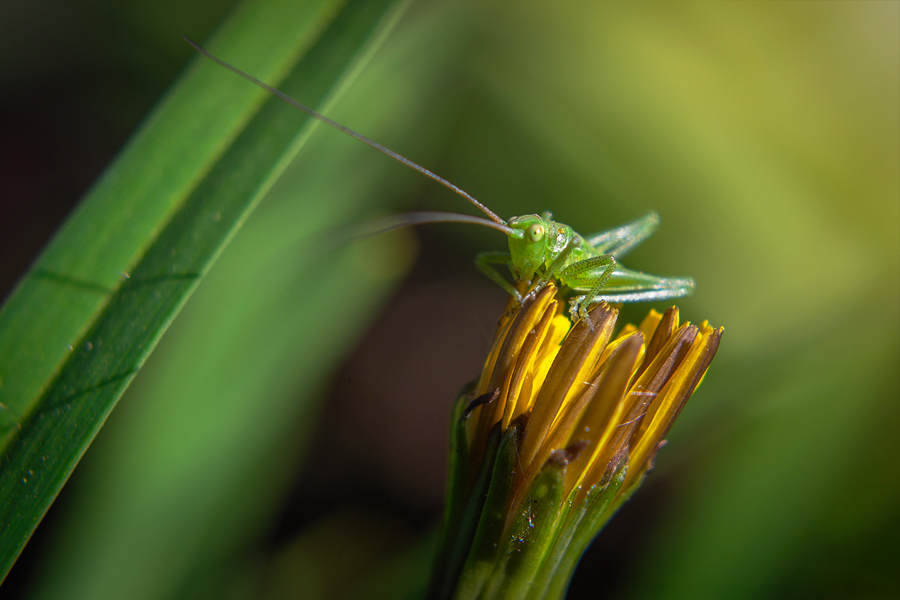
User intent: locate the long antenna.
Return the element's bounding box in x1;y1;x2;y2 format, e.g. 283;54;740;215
183;36;507;226
354;211;521;239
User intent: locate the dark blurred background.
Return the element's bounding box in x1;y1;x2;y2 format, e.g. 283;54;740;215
2;1;898;599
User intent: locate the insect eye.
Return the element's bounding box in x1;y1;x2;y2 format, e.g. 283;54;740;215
527;224;544;242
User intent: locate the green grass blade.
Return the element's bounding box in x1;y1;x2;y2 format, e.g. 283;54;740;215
0;0;410;579
18;6;468;595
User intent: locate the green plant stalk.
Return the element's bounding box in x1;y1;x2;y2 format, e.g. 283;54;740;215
430;422;504;600
429;390;475;598
428;396;640;600
482;458;569;600
452;424;522;600
535;459;630;600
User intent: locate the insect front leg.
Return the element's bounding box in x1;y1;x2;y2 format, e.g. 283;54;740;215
476;251;523;302
558;254;617;322
521;238;579;304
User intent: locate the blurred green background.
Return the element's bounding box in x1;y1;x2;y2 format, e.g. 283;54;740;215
1;1;897;599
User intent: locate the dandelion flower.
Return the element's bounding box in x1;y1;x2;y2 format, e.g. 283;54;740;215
428;284;723;600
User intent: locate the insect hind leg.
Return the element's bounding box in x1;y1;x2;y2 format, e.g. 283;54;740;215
586;212;659;258
557;254;617;323
592;283;695;304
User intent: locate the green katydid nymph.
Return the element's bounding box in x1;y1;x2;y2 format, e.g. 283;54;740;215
185;37;695;321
